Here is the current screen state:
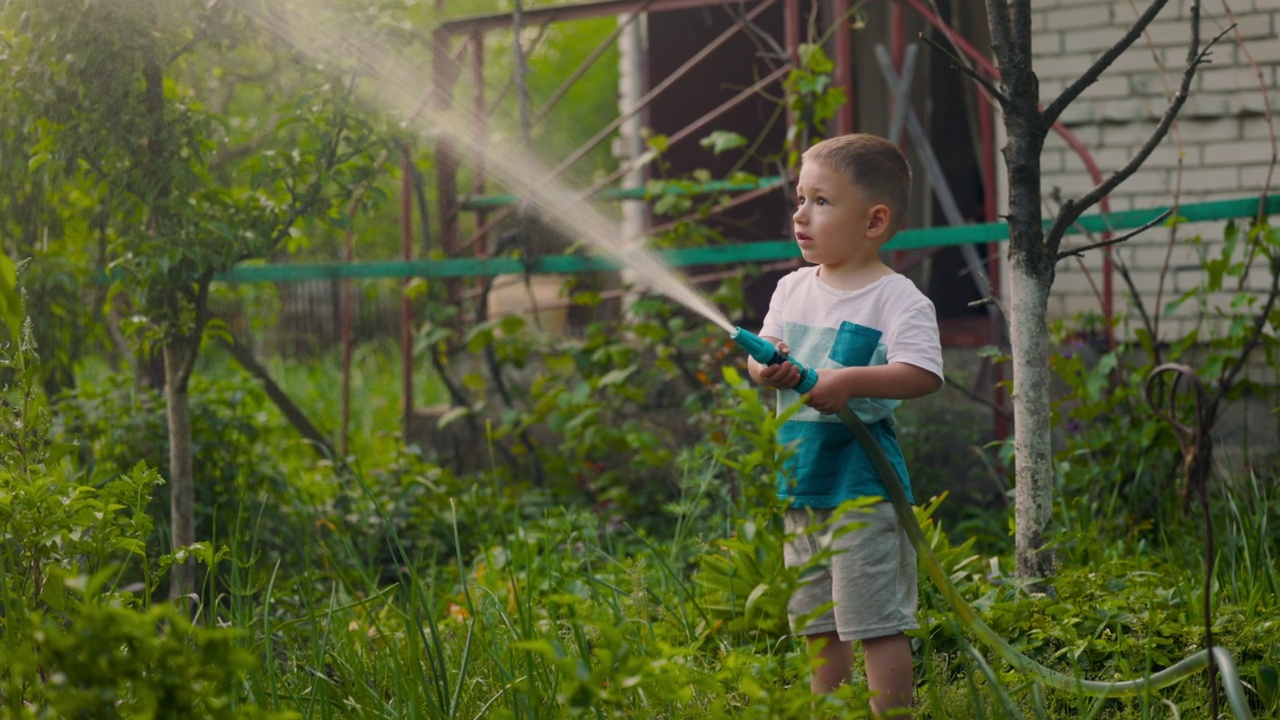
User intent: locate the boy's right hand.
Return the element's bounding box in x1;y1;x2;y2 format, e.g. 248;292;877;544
753;341;802;390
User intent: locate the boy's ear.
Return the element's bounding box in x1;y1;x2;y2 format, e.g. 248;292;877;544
865;203;892;240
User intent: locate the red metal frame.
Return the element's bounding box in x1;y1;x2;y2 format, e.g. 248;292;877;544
400;146;415;432
900;0;1115;328
441;0;788;257
413;0;1117;442
471;29;489;256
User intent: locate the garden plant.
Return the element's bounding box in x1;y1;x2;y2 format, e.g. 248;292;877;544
2;0;1279;718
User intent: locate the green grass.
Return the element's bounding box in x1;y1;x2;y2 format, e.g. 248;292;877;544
22;342;1280;719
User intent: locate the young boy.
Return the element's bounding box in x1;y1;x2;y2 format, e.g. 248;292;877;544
747;133;943;716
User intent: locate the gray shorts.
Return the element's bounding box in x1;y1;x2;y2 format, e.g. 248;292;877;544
783;502;918;641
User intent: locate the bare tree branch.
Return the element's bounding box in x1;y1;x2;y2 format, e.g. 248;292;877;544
1123;0;1188;350
1045;19;1230;255
1211;252;1280;411
1055;208;1173;261
167;36;204;67
1009;0;1034;57
985;0;1016;67
220;332;337;460
944;371;1015;422
210;124;281;172
1045;190;1112;325
174;268;215;387
967;294;1011;324
921;33;1009;108
1041;0;1173;132
1111;254;1158;350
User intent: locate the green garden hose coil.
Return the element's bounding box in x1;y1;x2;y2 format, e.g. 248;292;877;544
834;406;1254;719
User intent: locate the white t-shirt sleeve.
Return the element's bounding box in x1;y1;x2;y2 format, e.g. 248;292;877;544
885;296;944;382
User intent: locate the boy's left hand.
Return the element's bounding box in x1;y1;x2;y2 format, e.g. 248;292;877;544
803;369;852;414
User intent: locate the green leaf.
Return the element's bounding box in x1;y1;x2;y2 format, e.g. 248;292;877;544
44;443;79;464
597;366;637;387
436;406;472;429
1259;664;1278;704
699;130;748;156
0;249;22;340
743;582;771;617
721;365;743;386
513;639;559;658
43;566;67;611
404;277;429;300
498;314;526;335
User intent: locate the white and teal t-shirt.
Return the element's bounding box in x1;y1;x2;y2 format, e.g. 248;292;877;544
759;267;943;508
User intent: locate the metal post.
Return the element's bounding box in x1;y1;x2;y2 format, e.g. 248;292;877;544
833;0;853;134
784;0;800;164
341;203;356;456
400;146;414;436
432;26;461;271
513;0;532;146
472;29;489;256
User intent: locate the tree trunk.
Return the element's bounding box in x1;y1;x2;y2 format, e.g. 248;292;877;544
1008;263;1056;579
987;0;1063;579
164;341;197;600
1004;101;1057;577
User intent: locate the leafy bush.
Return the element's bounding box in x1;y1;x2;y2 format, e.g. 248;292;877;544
51;367;321;576
0;327;275;717
421;292;737;533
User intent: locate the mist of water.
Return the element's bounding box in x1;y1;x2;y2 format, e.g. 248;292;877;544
238;1;735;334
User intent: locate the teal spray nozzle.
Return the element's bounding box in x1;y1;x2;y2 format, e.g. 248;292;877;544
730;327;819;394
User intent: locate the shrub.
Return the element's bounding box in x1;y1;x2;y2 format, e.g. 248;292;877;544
0;326;276;717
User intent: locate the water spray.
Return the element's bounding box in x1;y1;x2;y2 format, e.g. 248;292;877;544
728;327;818;393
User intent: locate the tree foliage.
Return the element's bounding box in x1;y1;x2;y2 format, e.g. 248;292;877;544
2;0;388;596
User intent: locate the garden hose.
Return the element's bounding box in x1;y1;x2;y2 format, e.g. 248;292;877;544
833;406;1255;719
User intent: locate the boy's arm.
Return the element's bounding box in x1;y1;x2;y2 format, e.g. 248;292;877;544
746;336;803;390
803;363;942;415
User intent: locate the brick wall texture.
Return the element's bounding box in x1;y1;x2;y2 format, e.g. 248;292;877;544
1030;0;1279;340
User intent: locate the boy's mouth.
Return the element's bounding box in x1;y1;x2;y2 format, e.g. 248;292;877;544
796;232;813;246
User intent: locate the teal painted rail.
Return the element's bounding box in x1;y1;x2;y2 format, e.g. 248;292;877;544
460;175;785;210
217;195;1279;284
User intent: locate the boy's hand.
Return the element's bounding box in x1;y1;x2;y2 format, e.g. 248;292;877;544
800;363;942;413
803;368;853;414
754;341;802;390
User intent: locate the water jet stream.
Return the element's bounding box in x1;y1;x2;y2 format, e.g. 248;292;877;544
238;0;734;334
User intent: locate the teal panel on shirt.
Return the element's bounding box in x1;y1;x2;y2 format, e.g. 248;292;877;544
777;419;914;508
780;321;898;425
828;321;882;367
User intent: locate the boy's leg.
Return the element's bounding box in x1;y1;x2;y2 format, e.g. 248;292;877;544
862;632;913;716
806;630;854;693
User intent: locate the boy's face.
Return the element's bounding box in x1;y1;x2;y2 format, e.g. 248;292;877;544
792;161;888;268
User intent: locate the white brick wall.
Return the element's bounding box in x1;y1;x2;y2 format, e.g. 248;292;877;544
1026;0;1279;340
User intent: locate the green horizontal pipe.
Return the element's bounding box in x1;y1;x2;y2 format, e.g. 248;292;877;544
218;194;1280;284
460;175;785;209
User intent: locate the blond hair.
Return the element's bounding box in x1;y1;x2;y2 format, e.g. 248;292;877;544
801;134;912;235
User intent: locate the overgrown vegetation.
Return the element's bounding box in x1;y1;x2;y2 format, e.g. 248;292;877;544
1;250;1275;716
4;1;1279;717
